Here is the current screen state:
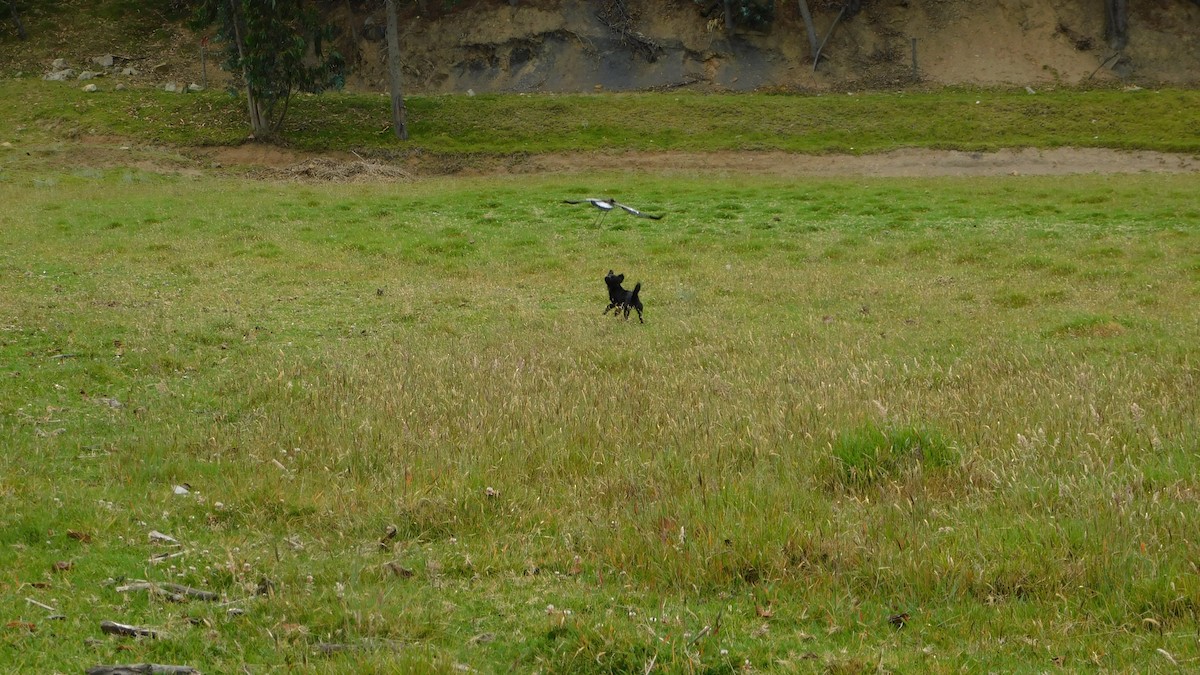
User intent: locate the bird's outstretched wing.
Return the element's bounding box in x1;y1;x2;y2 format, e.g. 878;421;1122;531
614;201;663;220
563;198;615;210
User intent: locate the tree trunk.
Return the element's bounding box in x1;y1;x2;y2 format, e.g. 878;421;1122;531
385;0;408;140
228;0;270;137
723;0;734;33
9;0;27;39
797;0;818;61
1105;0;1128;51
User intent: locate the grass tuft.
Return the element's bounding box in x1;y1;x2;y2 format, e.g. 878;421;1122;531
829;423;959;488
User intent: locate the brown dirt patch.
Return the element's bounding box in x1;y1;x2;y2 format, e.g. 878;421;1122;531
257;156;414;183
12;137;1198;180
516;147;1200;178
207;146;1200;180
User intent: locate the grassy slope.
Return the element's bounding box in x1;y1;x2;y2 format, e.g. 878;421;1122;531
1;166;1198;672
2;78;1200;155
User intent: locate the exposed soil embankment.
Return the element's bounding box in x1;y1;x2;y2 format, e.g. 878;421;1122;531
331;0;1200;93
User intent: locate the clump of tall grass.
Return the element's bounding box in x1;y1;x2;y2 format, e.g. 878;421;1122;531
828;423;959;488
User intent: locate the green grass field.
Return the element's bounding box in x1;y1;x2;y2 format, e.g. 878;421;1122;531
2;72;1200;672
2;161;1198;672
3;79;1200;154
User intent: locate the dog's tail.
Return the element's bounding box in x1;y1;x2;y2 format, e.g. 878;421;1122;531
632;282;642;300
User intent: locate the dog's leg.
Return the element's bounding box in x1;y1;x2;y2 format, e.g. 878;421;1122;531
604;302;616;315
636;306;643;323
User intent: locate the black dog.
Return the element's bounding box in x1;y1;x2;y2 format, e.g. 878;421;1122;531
603;270;644;323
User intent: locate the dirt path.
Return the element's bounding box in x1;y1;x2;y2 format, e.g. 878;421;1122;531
203;145;1200;181
516;147;1200;177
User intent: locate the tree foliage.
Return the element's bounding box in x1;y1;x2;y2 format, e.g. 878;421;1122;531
192;0;344;137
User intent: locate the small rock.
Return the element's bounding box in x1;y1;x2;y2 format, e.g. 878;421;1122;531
173;484;191;496
115;83;126;91
467;88;475;96
187;83;203;93
164;81;178;93
78;71;100;81
82;84;98;93
43;69;74;81
92;54;114;68
121;67;139;76
1025;86;1036;94
51;58;69;69
1;142;13;149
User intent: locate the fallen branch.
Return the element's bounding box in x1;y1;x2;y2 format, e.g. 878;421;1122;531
315;642;352;655
813;3;849;71
648;76;704;92
115;581;219;602
148;530;179;545
686;623;711;647
596;0;662;62
687;608;723;647
314;638;405;655
25;597;59;613
1087;51;1123;81
86;665;198;675
100;620;160;639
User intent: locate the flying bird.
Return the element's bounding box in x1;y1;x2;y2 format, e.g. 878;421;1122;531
563;198;663;225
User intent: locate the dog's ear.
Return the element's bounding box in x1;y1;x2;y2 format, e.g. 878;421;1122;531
616;274;624;283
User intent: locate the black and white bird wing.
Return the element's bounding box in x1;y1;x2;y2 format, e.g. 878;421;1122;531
563;198;615;211
613;201;663;220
